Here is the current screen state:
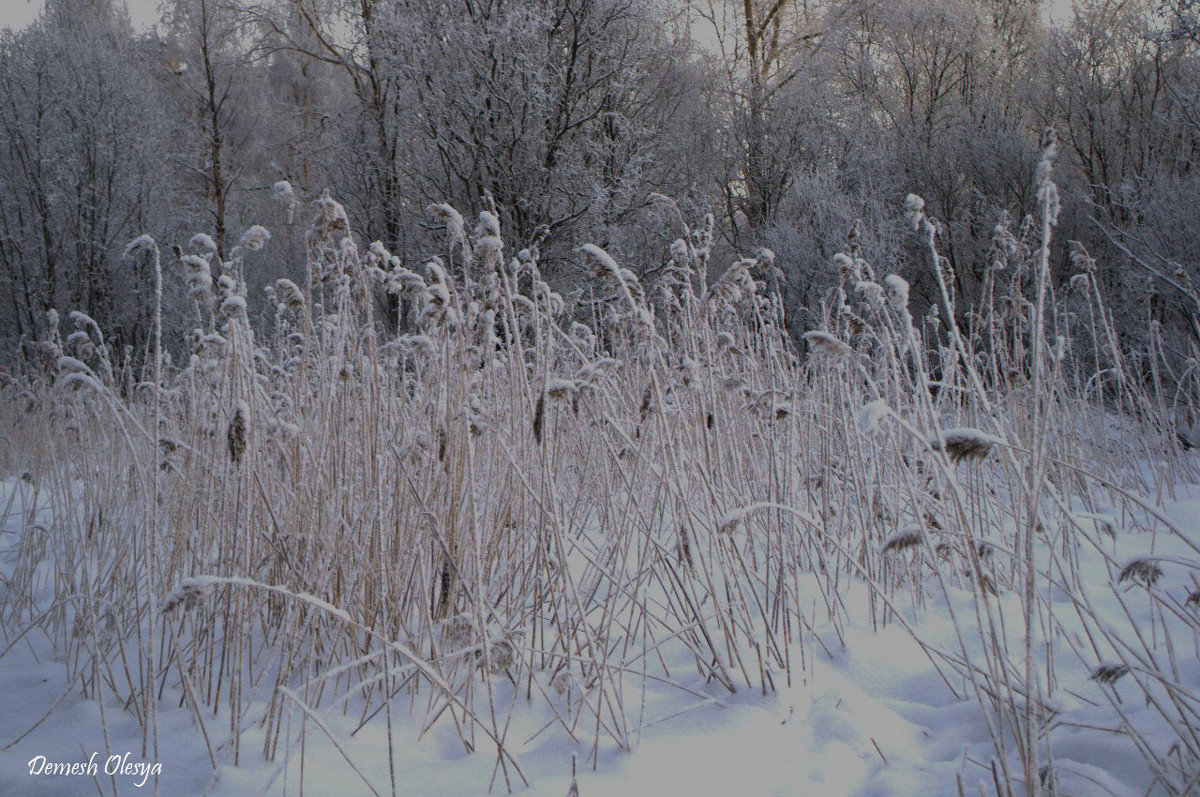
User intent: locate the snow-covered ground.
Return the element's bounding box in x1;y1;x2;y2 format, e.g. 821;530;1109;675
3;473;1197;796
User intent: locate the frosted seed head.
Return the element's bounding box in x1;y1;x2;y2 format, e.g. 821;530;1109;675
904;194;925;230
854;280;884;309
474;235;503;263
929;427;1002;464
275;279;304;310
124;234;156;257
803;331;852;359
858;399;891;434
476;210;501;238
833;252;855;280
160;578;212;614
884;275;910;310
1040;126;1058;158
227;400;248;463
551;670;575;699
189;233;217;252
1089;663;1130;685
668;238;688;263
240;226;271;251
754;247;775;270
220;295;247;320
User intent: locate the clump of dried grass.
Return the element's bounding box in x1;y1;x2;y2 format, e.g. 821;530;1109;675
882;526;925;554
1118;557;1164;588
160;579;212;614
1089;663;1131;686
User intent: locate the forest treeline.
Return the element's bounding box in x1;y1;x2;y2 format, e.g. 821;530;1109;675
1;0;1198;367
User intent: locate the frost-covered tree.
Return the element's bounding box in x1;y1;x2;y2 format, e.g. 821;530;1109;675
254;0;706;276
805;0;1044;313
688;0;825;242
3;0;1200;366
1050;0;1200;347
386;0;693;266
161;0;258;258
1042;1;1190;214
244;0;429;255
0;1;169;359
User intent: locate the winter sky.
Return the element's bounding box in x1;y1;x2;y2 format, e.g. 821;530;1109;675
1;0;160;30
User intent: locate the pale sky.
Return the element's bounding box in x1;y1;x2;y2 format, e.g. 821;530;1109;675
1;0;162;31
0;0;1080;33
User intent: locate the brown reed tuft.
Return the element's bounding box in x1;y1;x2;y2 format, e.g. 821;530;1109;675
1118;557;1164;588
882;527;925;554
1089;663;1130;685
227;401;247;464
929;428;999;464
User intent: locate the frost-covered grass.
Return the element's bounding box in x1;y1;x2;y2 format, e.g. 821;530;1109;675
1;142;1200;796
